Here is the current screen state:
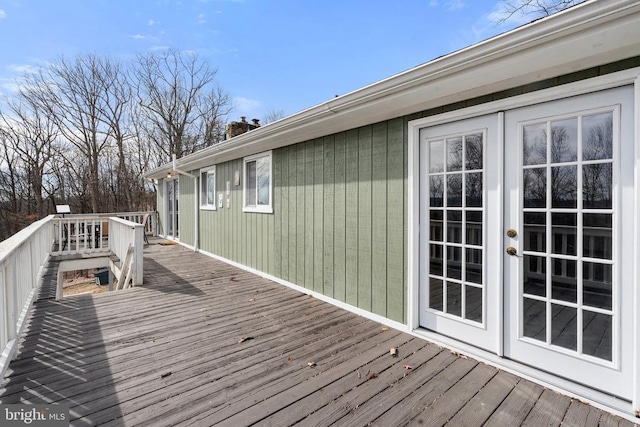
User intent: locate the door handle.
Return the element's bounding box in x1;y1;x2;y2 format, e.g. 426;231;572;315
506;246;520;257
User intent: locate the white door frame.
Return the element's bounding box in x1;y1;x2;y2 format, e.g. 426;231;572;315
165;177;179;240
407;67;640;416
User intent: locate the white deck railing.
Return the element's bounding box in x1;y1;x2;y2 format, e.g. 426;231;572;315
109;217;144;287
51;211;157;257
0;211;154;378
0;215;55;378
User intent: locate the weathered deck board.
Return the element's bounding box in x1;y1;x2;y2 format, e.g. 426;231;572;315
1;239;637;426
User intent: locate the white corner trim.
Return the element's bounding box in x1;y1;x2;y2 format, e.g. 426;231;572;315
406;121;421;333
632;73;640;415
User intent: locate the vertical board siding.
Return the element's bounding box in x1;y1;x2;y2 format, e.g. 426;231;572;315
386;118;406;323
371;122;388;317
270;123;406;322
333;133;347;303
179;175;195;247
313;138;324;294
304;142;314;290
295;144;305;287
288;145;297;281
357;126;373;312
323;135;335;298
183;119;409;325
344;129;360;308
197;159;274;277
157;180;165;236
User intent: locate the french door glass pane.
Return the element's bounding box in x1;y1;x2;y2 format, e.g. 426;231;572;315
523;298;546;342
521;111;614;362
426;130;484;324
551;304;577;351
551;118;578;163
583;311;612;361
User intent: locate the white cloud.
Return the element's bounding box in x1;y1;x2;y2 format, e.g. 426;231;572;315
129;34;147;40
444;0;465;11
0;10;6;18
198;13;207;24
234;97;261;112
9;64;37;74
148;19;156;26
150;45;171;51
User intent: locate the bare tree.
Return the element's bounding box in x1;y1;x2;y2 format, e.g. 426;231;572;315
133;48;232;161
498;0;585;23
262;108;286;124
0;89;59;217
25;55;115;213
93;57;136;211
0;134;25;237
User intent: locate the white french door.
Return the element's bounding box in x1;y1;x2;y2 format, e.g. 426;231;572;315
419;114;502;353
419;85;634;400
166;179;179;240
503;86;634;399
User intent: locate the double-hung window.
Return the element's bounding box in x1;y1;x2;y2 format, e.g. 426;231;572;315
200;167;216;210
243;151;272;213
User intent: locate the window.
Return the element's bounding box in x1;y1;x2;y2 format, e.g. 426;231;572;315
200;167;216;210
243;151;272;213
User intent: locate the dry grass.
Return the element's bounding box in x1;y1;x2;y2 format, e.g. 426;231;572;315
63;271;110;296
64;281;109;296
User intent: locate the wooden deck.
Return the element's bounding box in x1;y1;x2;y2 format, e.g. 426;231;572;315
0;239;637;426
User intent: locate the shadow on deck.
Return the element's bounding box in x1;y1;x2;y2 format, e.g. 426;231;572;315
0;238;637;426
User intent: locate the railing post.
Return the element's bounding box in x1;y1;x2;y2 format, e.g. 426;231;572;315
152;212;158;236
0;268;7;349
5;262;17;342
134;225;144;286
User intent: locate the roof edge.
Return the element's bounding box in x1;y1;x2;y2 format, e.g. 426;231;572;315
145;0;640;179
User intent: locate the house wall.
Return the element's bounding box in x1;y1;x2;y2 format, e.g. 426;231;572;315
179;175;196;247
157;181;165;236
162;56;640;326
198;158;276;275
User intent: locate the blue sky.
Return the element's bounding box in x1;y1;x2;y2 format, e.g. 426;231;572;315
0;0;527;121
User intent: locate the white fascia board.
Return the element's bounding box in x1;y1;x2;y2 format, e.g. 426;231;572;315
145;0;640;179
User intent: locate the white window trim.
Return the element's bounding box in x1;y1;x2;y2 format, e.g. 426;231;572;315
243;151;273;213
200;166;217;211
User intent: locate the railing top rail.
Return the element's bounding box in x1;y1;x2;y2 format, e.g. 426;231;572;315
57;211;155;219
0;215;55;267
109;217;144;229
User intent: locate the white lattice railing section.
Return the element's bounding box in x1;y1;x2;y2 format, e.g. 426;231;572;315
0;215;55;378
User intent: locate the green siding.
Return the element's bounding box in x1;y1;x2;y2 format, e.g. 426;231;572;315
386;118;406;323
333;133;347;303
269;124;406;321
172;57;640;325
198;159;274;275
157;179;165;236
179;175;195;247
